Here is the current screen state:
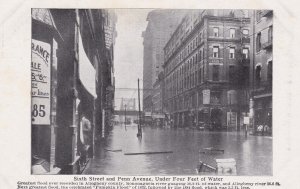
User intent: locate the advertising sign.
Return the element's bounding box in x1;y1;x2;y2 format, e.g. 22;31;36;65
31;39;51;125
227;112;237;128
244;117;250;125
203;89;210;104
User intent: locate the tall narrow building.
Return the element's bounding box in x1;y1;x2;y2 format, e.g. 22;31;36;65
142;10;187;112
249;10;273;135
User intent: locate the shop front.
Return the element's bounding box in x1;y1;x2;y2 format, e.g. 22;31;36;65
254;94;272;135
31;9;61;174
75;29;97;172
211;108;223;131
197;107;210;130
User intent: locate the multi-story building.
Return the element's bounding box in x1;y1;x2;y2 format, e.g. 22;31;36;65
98;9;118;139
249;10;273;135
152;72;164;114
163;10;251;130
142;10;187;112
31;9;116;174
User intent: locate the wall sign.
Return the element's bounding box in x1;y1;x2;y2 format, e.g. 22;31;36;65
227;112;237;128
31;39;51;125
203;89;210;104
244;117;250;125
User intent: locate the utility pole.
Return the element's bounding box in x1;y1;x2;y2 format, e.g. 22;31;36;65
124;104;127;131
121;98;123;127
137;78;142;137
250;10;256;134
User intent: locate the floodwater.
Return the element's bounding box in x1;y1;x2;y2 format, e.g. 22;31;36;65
83;124;272;175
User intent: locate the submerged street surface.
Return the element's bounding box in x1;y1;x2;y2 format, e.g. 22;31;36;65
83;125;272;175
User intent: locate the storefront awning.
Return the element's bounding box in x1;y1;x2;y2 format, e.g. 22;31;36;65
78;31;97;98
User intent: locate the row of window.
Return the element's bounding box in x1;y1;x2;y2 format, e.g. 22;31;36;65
165;47;251;99
165;27;250;74
165;65;205;99
166;44;250;76
212;10;250;18
165;30;205;73
164;11;207;60
166;27;249;65
165;90;228;112
211;65;249;84
165;63;251;100
212;46;249;59
212;27;249;38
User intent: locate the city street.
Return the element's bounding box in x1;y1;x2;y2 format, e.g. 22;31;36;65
83;125;272;175
30;9;273;175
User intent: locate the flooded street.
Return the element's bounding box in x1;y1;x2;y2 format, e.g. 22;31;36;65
83;125;272;175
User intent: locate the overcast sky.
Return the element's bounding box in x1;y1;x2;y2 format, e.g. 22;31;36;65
114;9;152;110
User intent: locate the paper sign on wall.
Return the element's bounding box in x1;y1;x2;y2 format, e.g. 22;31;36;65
31;39;51;125
203;89;210;104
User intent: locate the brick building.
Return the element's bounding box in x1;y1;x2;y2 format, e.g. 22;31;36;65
152;72;164;114
249;10;273;135
163;10;251;130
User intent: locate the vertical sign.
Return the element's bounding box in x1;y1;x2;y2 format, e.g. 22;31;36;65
227;112;237;129
203;89;210;104
244;117;250;125
31;39;51;125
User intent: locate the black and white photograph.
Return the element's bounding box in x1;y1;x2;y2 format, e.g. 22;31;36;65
30;9;273;176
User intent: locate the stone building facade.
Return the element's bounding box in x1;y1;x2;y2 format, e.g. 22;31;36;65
142;10;187;112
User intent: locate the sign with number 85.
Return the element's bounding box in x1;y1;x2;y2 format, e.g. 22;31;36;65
31;39;51;125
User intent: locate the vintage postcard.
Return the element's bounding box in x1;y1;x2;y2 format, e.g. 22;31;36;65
0;0;298;188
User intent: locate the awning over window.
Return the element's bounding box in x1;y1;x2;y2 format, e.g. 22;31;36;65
78;31;97;98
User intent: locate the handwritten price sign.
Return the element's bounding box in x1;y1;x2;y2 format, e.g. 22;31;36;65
31;39;51;125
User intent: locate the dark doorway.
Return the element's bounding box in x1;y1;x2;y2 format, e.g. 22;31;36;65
211;109;222;130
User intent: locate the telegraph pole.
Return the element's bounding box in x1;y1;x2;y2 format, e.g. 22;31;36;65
124;104;127;131
137;78;142;137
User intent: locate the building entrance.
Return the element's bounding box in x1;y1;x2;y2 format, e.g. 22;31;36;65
211;109;222;130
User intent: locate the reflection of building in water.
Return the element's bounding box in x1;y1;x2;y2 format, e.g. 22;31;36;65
31;9;117;174
163;10;251;131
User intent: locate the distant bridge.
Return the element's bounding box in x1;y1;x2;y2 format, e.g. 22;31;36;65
114;110;140;116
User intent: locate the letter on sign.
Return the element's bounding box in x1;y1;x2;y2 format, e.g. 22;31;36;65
31;39;51;125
